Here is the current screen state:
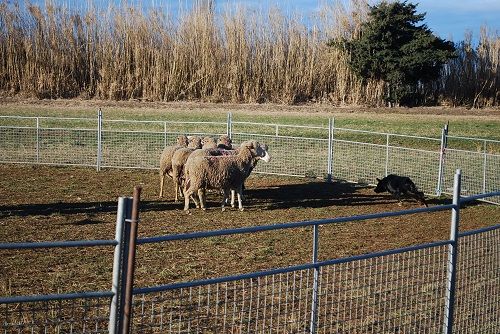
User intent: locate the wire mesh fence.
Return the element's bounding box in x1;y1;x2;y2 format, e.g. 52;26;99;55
454;227;500;334
127;243;451;334
1;296;112;333
0;113;499;203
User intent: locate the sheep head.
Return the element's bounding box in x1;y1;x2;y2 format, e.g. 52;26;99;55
187;135;202;148
240;140;271;162
217;135;233;149
176;135;189;147
201;136;217;149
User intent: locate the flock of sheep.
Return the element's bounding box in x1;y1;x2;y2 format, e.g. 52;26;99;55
159;135;270;211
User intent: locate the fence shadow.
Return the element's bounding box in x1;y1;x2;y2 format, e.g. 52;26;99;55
0;200;181;218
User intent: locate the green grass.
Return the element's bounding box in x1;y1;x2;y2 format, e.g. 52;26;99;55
1;102;499;143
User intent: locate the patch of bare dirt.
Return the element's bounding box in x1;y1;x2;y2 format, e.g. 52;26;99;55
0;164;499;296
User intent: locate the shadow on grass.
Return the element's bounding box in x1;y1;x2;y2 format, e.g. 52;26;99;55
236;180;395;210
0;181;472;217
0;200;181;218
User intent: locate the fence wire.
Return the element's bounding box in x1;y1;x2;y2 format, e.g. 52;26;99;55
131;270;314;333
1;297;112;333
129;244;450;334
316;246;448;334
454;228;500;334
0;127;37;163
0;115;498;204
232;133;329;178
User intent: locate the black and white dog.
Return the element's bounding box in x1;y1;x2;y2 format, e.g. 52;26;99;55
374;174;428;207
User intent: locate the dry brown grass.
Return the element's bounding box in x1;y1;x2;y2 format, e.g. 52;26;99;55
0;0;498;106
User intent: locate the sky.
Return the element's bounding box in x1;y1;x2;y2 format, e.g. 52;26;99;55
30;0;500;43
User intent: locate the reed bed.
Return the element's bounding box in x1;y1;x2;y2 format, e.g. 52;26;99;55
0;0;498;107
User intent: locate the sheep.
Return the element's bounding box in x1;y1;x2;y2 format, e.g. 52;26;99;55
183;140;270;211
171;136;202;202
229;142;268;208
183;142;239;208
201;136;217;149
158;135;189;198
217;135;233;150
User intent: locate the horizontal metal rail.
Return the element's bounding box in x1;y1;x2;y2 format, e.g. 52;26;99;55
233;121;328;130
460;191;500;203
105;119;226;126
137;204;455;244
0;239;117;250
232;131;329;141
0;125;97;131
133;239;451;295
0;116;96;122
447;134;500;144
0;290;115;304
458;223;500;237
335;126;441;141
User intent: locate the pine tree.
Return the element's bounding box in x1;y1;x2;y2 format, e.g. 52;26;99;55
331;1;456;106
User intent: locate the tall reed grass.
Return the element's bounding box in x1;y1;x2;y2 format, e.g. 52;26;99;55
0;0;498;107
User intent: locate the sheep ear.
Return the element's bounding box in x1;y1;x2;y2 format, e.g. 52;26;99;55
376;178;381;182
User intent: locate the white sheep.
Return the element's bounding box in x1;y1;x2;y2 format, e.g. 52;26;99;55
158;135;189;198
171;136;202;202
201;136;217;149
217;135;233;150
183;140;270;211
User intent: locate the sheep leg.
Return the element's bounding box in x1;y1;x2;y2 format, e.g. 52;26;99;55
159;174;165;198
197;189;205;210
173;169;179;202
183;186;194;211
236;185;244;211
200;188;207;208
221;189;230;211
230;189;235;208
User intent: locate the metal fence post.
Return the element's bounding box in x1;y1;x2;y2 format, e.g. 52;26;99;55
327;118;334;183
97;108;103;171
385;133;390;176
436;123;449;196
309;224;320;334
227;112;232;138
482;140;487;194
164;121;168;148
36;117;40;164
120;186;142;334
109;197;131;334
443;169;461;334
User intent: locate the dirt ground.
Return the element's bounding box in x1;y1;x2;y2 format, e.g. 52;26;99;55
1;164;499;297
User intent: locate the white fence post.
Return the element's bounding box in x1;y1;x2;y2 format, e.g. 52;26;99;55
385;133;390;176
109;196;131;334
327;118;334;183
97;108;103;171
443;169;461;334
309;224;320;334
36;117;40;164
164;121;168;148
227;112;232;138
482;140;487;194
436;123;448;196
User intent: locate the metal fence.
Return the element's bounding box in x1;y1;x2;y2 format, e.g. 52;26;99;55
2;170;498;333
1;112;499;204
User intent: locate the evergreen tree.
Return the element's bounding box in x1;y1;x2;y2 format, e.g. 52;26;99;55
331;1;456;106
